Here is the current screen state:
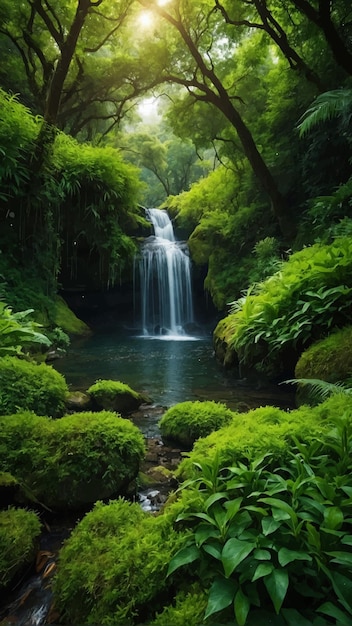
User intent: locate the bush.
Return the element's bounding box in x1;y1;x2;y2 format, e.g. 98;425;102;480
53;499;189;625
0;507;41;590
0;411;146;509
88;379;144;415
177;404;329;480
0;356;68;417
159;400;237;448
166;411;352;625
149;584;208;626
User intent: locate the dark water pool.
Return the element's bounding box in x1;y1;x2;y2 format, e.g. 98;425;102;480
54;328;295;415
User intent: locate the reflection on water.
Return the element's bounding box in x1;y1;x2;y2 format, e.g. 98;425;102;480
54;329;295;413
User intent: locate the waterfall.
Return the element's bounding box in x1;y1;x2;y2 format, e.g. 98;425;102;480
138;208;194;338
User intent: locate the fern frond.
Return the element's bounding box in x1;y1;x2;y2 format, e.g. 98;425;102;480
283;378;352;401
297;89;352;137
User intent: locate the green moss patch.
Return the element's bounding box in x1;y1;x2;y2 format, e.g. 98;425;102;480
159;400;237;448
0;507;41;590
0;411;146;510
295;325;352;383
53;499;189;625
53;296;91;336
88;379;144;415
0;356;69;417
177;403;333;479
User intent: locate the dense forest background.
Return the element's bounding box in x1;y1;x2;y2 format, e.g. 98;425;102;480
0;0;352;322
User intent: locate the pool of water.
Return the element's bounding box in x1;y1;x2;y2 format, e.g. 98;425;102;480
54;327;295;414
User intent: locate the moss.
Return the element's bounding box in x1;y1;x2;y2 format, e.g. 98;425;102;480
88;379;144;415
0;411;146;510
177;404;329;479
213;315;239;368
53;499;189;625
0;507;41;590
0;356;69;417
159;400;237;448
295;326;352;383
149;584;208;626
53;295;91;336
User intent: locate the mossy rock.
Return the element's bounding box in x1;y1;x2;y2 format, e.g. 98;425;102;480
0;356;69;417
88;379;144;415
0;507;41;592
0;411;146;510
53;499;189;625
65;390;92;412
213;315;239;369
0;471;20;507
295;326;352;405
53;295;91;336
159;400;237;448
176;403;331;480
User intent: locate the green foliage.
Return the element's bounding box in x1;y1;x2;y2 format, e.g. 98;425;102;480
177;404;329;481
168;412;352;624
224;238;352;374
0;302;51;357
295;326;352;387
0;357;68;417
88;379;143;414
159;400;237;448
0;356;68;417
148;584;208;626
0;507;41;589
298;89;352;137
0;411;145;509
53;499;189;624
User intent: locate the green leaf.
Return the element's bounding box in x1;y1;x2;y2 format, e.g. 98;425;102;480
324;506;344;530
252;562;274;582
317;602;352;625
204;492;228;510
166;544;200;577
195;524;220;547
234;587;250;626
264;569;289;614
253;549;271;560
222;538;255;577
204;576;237;620
281;608;314;625
262;517;281;536
203;542;222;561
341;535;352;546
259;498;297;526
278;547;312;567
329;571;352;613
327;551;352;568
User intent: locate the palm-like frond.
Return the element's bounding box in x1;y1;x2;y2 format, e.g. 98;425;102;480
283;378;352;402
297;89;352;137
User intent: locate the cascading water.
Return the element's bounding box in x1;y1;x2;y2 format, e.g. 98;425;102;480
138;208;194;338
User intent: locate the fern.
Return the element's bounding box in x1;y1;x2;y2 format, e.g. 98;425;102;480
297;88;352;137
283;378;352;402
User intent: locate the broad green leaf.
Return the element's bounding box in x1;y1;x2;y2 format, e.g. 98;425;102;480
166;544;200;577
317;602;352;625
281;608;314;625
204;492;228;510
324;506;344;530
222;538;255;577
195;524;220;547
327;551;352;568
204;576;237;620
329;571;352;613
278;547;312;567
264;569;289;614
253;548;271;560
234;587;250;626
252;562;274;582
259;498;297;525
262;517;281;536
203;542;222;561
341;534;352;546
224;497;243;522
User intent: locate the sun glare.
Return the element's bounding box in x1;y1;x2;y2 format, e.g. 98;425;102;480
157;0;171;5
138;10;154;28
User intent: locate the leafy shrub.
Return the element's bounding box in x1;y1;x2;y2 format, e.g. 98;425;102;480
0;411;145;509
159;400;237;448
0;507;41;590
222;237;352;375
0;302;51;357
53;499;189;625
0;356;68;417
167;412;352;625
177;404;329;480
88;379;144;414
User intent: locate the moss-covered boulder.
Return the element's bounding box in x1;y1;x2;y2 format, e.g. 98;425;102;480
53;295;91;336
295;326;352;404
159;400;237;448
0;411;145;510
213;316;239;369
0;471;20;507
0;507;41;592
177;403;332;479
88;379;145;415
65;390;92;412
0;356;69;417
53;499;188;625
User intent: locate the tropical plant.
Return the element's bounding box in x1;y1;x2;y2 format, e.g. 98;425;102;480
167;419;352;625
0;302;51;357
298;89;352;137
